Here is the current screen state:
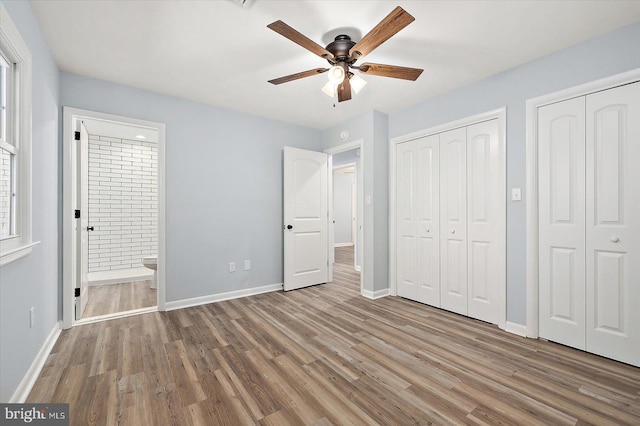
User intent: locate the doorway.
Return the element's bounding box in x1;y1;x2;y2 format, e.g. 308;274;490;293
282;143;364;294
62;107;166;328
326;141;364;294
332;155;361;273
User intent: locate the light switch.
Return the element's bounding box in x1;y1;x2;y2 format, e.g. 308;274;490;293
512;188;522;201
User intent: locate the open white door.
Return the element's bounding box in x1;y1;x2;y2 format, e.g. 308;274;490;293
76;122;89;319
284;146;329;291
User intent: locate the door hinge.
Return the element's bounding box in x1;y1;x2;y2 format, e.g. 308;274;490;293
75;209;81;219
74;131;80;141
74;288;80;297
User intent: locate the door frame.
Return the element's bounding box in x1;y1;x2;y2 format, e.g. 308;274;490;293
389;107;506;329
325;141;364;294
525;68;640;338
62;107;166;329
77;121;89;319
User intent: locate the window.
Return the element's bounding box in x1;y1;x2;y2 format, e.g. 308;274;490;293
0;3;35;266
1;52;16;238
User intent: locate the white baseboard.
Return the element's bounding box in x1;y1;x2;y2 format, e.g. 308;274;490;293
166;283;283;311
75;306;158;326
10;321;62;403
505;321;527;337
88;267;153;286
334;243;354;248
361;288;390;300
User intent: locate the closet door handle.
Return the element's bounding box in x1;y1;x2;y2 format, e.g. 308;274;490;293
425;228;430;233
610;236;620;243
450;229;456;234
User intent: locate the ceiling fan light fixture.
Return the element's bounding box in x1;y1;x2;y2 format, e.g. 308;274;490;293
328;65;345;85
321;81;335;97
350;74;367;94
267;6;423;103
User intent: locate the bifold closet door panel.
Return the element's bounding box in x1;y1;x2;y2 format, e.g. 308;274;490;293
585;82;640;366
396;136;441;306
466;119;505;325
440;127;468;315
396;141;418;300
415;135;440;306
538;97;587;350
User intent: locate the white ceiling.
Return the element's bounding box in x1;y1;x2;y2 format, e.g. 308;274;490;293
30;0;640;129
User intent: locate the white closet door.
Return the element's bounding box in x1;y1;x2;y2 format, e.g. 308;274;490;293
416;135;441;306
396;141;418;299
396;135;441;306
538;97;586;350
466;119;505;324
585;82;640;366
440;127;468;315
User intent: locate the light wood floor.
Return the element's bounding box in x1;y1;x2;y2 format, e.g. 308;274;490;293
84;280;156;318
29;247;640;425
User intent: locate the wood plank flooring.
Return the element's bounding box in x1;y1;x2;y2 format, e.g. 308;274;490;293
29;247;640;425
84;280;156;318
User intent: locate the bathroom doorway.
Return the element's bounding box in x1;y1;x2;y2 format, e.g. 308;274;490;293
82;119;158;318
62;108;166;328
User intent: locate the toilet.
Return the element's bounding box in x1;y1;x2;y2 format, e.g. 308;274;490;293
142;256;158;289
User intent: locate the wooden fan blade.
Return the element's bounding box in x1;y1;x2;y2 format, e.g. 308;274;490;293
268;68;329;85
359;63;423;81
268;20;334;59
337;77;352;102
349;6;415;59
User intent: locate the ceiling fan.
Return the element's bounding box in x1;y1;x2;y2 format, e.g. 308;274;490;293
267;6;423;102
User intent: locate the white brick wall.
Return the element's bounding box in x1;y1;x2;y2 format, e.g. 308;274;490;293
0;149;11;238
88;135;157;272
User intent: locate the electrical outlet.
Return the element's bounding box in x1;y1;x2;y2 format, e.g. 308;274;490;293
244;260;251;271
229;262;236;273
29;307;34;328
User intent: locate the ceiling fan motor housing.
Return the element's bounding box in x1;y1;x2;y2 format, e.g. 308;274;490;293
325;35;357;64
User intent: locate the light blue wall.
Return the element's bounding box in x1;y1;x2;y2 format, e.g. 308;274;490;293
332;149;358;167
372;111;389;292
60;73;322;303
333;171;355;245
389;22;640;325
0;1;60;402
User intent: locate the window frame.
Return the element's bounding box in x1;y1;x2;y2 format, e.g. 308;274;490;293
0;3;37;266
1;50;17;239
